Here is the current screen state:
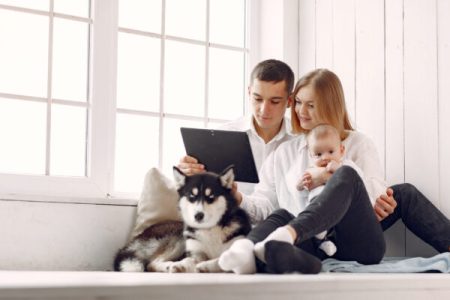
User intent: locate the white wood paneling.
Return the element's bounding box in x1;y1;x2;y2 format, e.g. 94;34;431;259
355;0;385;169
385;0;405;187
298;0;316;76
403;0;439;257
438;0;450;217
298;0;450;256
403;0;439;205
384;0;406;257
315;0;333;69
332;0;356;124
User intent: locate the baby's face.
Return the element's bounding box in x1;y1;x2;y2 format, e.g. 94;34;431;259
309;136;344;167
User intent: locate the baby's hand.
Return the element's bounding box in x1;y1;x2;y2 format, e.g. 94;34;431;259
297;172;312;191
326;160;342;173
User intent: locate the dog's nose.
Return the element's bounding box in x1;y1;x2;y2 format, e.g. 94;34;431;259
194;212;204;222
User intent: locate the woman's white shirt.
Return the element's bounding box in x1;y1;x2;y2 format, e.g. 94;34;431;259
240;130;387;223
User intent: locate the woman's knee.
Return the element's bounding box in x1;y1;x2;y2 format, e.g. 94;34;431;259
392;182;417;196
391;183;421;208
334;165;364;186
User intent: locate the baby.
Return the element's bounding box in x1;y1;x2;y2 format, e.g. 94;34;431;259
297;124;359;256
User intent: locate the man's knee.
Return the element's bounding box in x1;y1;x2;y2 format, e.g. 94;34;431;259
271;208;295;220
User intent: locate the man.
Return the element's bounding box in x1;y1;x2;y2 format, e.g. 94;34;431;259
178;59;295;195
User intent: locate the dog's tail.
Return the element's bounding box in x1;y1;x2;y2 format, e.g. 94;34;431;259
114;248;148;272
113;220;185;272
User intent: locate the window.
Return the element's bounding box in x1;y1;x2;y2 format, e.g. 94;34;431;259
0;0;251;200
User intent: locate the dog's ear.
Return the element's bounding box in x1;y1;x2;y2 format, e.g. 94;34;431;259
173;166;186;189
219;165;235;189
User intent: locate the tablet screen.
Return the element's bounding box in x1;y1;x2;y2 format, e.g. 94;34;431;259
180;127;259;183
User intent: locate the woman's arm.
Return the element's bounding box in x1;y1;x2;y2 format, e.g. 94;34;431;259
345;133;388;206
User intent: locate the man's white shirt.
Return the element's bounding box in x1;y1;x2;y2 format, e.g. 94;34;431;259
219;115;294;195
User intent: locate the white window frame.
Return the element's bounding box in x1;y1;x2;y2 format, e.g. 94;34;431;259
0;0;260;204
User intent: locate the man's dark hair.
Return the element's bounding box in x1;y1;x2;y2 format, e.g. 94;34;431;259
250;59;295;94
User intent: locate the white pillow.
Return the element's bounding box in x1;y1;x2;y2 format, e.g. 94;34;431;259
129;167;181;240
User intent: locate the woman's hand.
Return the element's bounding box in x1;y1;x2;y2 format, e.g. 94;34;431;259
374;188;397;221
177;155;205;175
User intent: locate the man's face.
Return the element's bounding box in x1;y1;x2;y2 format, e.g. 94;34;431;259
248;79;291;131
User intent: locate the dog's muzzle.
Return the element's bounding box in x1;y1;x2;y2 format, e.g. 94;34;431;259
194;212;204;222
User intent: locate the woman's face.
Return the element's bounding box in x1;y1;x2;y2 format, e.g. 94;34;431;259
294;85;323;130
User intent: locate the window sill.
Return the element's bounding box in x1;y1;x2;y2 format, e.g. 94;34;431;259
0;193;138;206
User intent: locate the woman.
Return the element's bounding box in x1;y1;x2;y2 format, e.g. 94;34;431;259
218;69;450;274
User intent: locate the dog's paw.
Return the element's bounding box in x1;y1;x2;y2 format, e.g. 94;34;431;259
169;264;186;273
148;261;174;273
169;260;196;273
195;259;222;273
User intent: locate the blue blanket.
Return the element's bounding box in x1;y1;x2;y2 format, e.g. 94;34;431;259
321;253;450;273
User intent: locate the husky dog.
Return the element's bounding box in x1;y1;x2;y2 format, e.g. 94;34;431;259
114;165;251;273
168;165;251;273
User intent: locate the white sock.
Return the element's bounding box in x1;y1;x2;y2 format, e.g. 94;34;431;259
254;227;294;263
218;239;256;274
315;231;327;240
319;240;337;256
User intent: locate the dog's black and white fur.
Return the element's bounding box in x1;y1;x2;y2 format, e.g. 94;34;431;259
114;166;251;273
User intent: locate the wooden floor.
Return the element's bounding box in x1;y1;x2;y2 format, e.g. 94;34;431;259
0;271;449;300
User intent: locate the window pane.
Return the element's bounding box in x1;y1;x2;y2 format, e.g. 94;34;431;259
50;104;87;176
162;118;203;177
164;40;205;117
165;0;205;41
119;0;161;33
0;10;48;97
0;98;46;174
115;113;159;194
210;0;245;47
54;0;90;18
117;33;160;111
0;0;48;11
209;48;245;119
52;18;89;102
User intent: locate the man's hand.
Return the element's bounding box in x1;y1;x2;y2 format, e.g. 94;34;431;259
177;155;205;176
231;182;243;205
374;188;397;222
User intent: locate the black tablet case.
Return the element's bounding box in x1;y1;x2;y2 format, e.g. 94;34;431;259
180;127;259;183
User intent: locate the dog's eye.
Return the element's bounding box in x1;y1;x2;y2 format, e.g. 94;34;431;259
188;193;196;200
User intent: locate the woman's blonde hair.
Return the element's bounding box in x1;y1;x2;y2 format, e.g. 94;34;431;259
291;69;354;140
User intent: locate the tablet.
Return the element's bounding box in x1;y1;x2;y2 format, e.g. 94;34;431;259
180;127;259;183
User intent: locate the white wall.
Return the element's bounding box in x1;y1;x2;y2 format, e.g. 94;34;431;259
0;199;135;270
298;0;450;256
255;0;299;77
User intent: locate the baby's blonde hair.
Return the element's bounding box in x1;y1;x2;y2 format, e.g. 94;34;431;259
306;124;341;146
